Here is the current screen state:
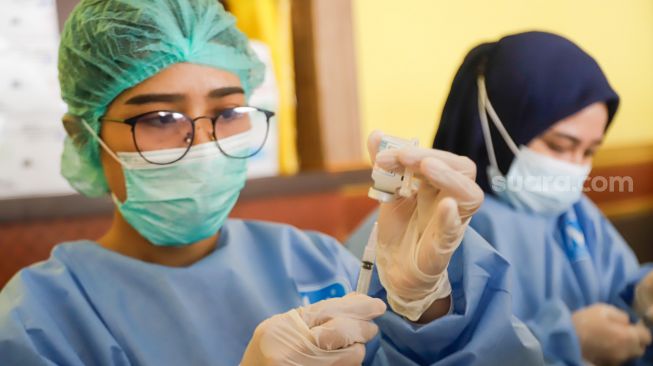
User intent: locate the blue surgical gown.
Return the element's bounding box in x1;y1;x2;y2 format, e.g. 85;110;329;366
0;219;543;365
349;196;653;365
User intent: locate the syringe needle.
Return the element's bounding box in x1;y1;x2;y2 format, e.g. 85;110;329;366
356;222;378;295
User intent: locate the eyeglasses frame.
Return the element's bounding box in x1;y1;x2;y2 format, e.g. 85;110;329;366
101;106;275;165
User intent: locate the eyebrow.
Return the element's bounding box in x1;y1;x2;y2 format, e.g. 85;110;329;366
124;87;245;105
125;93;184;105
548;132;603;146
208;86;245;98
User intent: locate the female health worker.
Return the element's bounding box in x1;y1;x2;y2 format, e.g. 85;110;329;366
349;31;653;366
0;1;543;365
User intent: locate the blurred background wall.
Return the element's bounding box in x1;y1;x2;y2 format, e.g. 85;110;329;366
354;0;653;152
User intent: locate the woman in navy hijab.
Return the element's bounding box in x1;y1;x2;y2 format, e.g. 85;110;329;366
436;31;653;365
348;31;653;365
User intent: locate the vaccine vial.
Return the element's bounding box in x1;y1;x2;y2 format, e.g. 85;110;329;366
368;135;418;203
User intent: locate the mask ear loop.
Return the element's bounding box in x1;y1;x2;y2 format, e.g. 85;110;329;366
72;114;130;169
479;78;520;155
476;76;521;173
477;76;501;172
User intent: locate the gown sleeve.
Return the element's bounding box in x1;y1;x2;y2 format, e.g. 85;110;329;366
338;226;544;365
583;202;653;311
581;201;653;365
520;299;583;365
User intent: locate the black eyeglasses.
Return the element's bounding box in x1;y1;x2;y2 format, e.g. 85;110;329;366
101;106;274;165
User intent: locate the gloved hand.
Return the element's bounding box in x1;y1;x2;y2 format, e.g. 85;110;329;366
634;270;653;325
241;293;386;366
572;303;651;366
368;131;483;321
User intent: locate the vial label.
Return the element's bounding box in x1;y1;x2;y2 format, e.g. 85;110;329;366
376;139;404;177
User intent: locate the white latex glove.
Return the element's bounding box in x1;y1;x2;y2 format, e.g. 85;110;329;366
572;303;651;366
634;270;653;325
368;131;483;321
241;293;386;366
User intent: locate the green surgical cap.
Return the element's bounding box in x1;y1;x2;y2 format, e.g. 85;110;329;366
58;0;264;197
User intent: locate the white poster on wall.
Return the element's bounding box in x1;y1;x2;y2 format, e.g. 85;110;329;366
247;40;280;179
0;0;72;199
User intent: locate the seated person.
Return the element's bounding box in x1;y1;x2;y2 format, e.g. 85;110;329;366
0;1;543;365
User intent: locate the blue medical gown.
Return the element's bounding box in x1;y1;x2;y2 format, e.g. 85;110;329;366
0;219;543;365
472;196;653;365
348;196;653;365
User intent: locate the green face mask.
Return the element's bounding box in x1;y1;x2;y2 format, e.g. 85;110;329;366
82;119;248;246
113;141;247;246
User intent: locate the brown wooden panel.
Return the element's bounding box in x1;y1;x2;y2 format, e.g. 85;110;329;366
0;215;113;287
291;0;325;170
291;0;363;171
312;0;363;169
586;161;653;217
231;190;377;241
587;162;653;203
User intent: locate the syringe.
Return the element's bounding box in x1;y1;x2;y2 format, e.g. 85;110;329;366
355;222;378;295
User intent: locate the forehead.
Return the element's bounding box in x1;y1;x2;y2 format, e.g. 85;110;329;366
548;102;608;137
116;63;242;101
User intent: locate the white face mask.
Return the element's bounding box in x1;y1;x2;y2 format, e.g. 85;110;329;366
477;76;591;215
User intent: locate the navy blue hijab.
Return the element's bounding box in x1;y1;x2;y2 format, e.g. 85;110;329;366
433;31;619;193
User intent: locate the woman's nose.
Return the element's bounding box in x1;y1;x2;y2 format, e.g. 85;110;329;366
193;118;215;145
570;150;586;165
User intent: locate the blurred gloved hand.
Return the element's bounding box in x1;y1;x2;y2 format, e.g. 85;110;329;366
572;303;651;366
368;131;483;321
634;270;653;326
241;293;386;366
